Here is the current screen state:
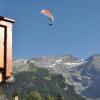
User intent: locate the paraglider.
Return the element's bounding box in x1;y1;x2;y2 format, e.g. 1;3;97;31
41;9;54;26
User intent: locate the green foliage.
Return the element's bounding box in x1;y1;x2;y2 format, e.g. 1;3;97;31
56;92;64;100
0;87;4;95
27;91;42;100
35;68;50;78
11;91;21;100
46;95;56;100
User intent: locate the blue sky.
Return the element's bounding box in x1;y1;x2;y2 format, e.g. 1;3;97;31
0;0;100;59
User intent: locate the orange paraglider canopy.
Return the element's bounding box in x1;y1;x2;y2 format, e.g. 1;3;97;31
41;9;53;17
41;9;54;25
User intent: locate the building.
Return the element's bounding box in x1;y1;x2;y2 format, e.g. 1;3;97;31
0;16;15;83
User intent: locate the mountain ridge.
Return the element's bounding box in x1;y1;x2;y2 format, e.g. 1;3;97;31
13;54;100;100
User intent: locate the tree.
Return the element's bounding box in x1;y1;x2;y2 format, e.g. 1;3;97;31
27;91;42;100
56;93;64;100
46;95;55;100
11;91;21;100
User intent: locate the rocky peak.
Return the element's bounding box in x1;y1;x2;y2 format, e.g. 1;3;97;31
87;54;100;62
86;54;100;71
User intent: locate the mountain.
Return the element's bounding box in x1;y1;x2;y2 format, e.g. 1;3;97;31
13;54;100;100
0;63;86;100
79;54;100;99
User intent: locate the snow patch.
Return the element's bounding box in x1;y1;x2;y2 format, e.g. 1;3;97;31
63;59;87;67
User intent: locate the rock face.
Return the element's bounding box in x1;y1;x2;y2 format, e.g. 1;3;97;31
13;54;100;99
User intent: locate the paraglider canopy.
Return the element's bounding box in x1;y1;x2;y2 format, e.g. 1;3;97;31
41;9;54;26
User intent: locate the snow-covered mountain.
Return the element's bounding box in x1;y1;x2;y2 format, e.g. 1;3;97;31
13;54;100;100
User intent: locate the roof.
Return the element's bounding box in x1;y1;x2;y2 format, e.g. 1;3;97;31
0;16;15;23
